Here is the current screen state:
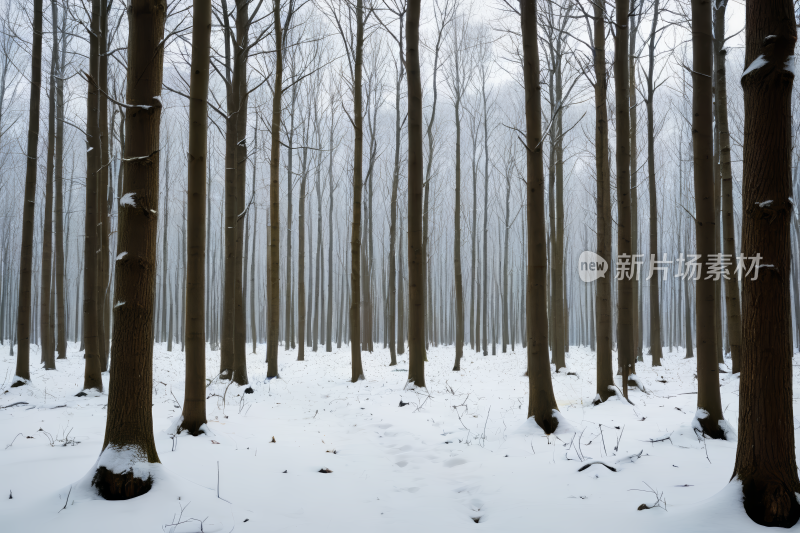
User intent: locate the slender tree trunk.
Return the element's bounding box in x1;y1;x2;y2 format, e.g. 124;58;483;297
220;0;237;378
407;0;425;387
645;0;663;367
232;0;249;385
179;0;210;435
326;91;335;353
266;0;284;379
714;1;742;374
593;0;614;403
40;0;58;370
93;0;165;498
349;0;366;382
11;0;43;386
732;0;799;524
80;0;104;392
297;137;308;361
614;0;634;398
55;7;67;360
452;44;464;371
250;142;258;354
521;0;559;432
691;0;726;439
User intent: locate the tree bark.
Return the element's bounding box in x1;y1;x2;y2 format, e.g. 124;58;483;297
592;0;614;403
55;5;67;360
614;0;634;398
179;0;210;436
11;0;43;386
93;0;165;499
645;0;663;367
349;0;366;382
266;0;285;379
40;0;58;371
407;0;425;387
691;0;726;439
732;0;799;525
521;0;559;432
713;0;742;374
80;0;104;392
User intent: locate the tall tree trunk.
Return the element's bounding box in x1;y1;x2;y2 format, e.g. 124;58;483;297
266;0;284;379
93;0;166;498
521;0;559;432
40;0;58;370
407;0;425;387
179;0;210;435
732;0;799;525
297;136;308;361
55;6;67;360
646;0;663;366
232;0;249;385
714;0;742;374
285;84;296;352
80;0;103;392
98;0;110;370
11;0;43;386
593;0;614;403
629;8;641;364
388;20;403;365
349;0;366;382
452;33;464;371
691;0;726;439
614;0;634;398
250;142;258;354
326;92;335;353
220;0;237;377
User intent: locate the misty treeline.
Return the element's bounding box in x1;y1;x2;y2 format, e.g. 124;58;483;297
0;0;797;525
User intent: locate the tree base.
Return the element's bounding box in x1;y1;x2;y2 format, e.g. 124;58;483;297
742;479;800;528
92;466;153;500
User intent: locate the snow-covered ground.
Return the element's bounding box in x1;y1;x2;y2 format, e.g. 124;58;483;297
0;341;794;532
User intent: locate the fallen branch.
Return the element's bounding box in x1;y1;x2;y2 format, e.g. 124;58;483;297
578;461;618;472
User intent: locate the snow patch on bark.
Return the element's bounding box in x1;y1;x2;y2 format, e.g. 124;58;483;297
741;55;768;79
96;444;158;480
116;251;127;261
119;192;137;208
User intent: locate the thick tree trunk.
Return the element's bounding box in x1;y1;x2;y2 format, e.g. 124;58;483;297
521;0;559;432
93;0;165;499
691;0;726;439
732;0;799;525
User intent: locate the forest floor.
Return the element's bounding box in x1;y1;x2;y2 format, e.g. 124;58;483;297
0;340;793;532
